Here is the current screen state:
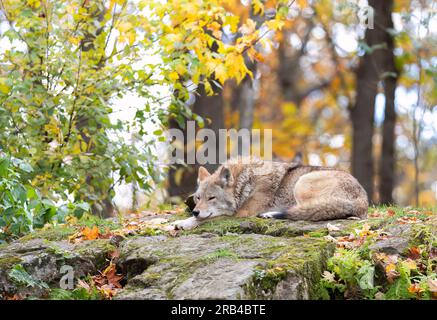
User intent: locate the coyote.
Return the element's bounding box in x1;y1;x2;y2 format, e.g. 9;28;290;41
173;156;368;230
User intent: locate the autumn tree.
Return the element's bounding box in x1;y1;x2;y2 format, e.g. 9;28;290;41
0;0;291;216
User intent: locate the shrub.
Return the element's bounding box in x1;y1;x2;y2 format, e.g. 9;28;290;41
0;154;89;242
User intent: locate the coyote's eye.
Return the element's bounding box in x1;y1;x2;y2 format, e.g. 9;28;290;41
208;196;216;201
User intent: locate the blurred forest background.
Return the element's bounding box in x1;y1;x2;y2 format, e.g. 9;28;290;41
0;0;436;241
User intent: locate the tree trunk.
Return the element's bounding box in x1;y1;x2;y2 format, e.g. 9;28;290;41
379;1;398;205
78;3;115;217
380;77;397;204
351;0;395;203
167;83;224;199
231;70;257;156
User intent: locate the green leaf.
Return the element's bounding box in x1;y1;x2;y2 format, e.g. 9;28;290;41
8;265;49;289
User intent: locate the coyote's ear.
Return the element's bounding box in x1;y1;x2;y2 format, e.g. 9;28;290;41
292;151;303;165
218;166;234;187
198;166;210;183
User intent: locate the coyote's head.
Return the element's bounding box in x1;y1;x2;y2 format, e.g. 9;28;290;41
191;166;237;220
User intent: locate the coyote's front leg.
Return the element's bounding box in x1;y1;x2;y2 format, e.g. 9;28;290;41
172;217;202;230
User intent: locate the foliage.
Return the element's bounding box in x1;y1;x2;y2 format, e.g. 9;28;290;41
0;0;291;221
48;287;104;300
319;207;437;300
0;153;89;242
8;264;49;289
321;249;378;299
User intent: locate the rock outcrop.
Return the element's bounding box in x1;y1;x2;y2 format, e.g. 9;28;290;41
0;216;389;300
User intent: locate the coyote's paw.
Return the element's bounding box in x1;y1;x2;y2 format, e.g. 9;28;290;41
258;211;280;219
258;211;288;219
172;217;199;230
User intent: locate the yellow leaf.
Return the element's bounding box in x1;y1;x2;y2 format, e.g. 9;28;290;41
168;71;179;82
214;64;227;85
403;259;417;270
204;80;213;96
0;78;10;94
252;0;264;15
266;19;285;31
127;31;136;45
118;21;132;33
224;15;239;33
385;263;396;273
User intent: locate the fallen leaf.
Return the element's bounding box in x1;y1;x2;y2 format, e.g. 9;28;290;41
82;226;100;240
327;223;340;232
403;259;417;270
408;283;423;294
428;279;437;292
397;216;420;224
77;279;91;291
99;284;116;299
385;263;396;273
4;294;22;300
356;223;374;237
322;271;336;282
387;209;396;216
408;247;421;260
102;262;124;288
324;235;338;243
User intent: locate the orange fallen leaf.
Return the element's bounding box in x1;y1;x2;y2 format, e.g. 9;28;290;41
82;226;100;240
408;283;423;294
99;284;116;299
103;264;123;288
397;216;420;224
408;247;421;260
387;209;395;216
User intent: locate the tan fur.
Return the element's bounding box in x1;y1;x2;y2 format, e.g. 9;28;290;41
173;157;368;230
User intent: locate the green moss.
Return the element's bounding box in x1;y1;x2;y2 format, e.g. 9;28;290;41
245;237;335;299
0;255;23;270
76;214;121;230
182;216;318;237
409;222;437;249
19;226;76;242
142;272;161;284
74;239;116;268
44;243;77;259
137;227;163;237
201;248;238;263
306;231;328;238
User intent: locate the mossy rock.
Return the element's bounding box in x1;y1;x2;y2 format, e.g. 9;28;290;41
0;237;116;298
19;226;76;242
115;233;334;300
181;216;382;238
